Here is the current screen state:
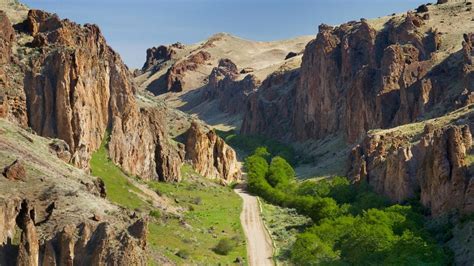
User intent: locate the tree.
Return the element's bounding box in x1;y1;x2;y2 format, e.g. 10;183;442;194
291;233;338;265
266;156;295;188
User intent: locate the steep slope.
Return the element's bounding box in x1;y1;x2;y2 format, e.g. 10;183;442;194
0;119;147;265
242;1;474;143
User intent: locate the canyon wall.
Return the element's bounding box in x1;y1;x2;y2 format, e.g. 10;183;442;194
1;9;240;183
349;119;474;216
18;10;183;180
242;11;473;143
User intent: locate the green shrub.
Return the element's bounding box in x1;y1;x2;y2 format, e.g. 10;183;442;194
176;249;191;259
213;238;236;255
149;210;161;219
266;156;295;188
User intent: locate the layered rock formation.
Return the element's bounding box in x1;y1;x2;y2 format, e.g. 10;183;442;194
185;121;241;183
348;116;474;216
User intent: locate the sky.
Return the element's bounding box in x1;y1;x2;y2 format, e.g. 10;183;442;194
22;0;429;68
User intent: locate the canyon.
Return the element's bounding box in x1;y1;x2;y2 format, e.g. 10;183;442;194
0;0;474;264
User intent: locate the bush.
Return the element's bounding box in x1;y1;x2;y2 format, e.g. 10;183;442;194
213;238;236;255
176;249;190;259
149;210;161;219
266;156;295;188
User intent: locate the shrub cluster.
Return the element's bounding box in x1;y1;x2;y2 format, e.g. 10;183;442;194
244;147;449;265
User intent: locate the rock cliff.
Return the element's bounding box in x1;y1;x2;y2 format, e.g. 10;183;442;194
0;9;183;181
348;107;474;216
185;121;241;183
242;4;474;144
202;58;260;115
0;10;27;127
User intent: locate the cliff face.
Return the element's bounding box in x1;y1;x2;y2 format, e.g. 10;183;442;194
185;122;241;183
13;10;182;181
202;58;260;115
241;67;300;140
0;10;27;127
295;14;442;143
348;114;474;216
243;7;473;144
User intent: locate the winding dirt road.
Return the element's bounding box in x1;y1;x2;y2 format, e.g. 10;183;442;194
234;187;274;266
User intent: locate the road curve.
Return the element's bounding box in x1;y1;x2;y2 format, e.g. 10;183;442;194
234;186;274;266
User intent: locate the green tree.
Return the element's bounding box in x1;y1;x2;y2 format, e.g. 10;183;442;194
266;156;295;188
291;232;338;265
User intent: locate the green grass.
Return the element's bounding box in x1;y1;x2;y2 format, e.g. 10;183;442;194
90;132;146;210
147;180;247;264
90;133;247;264
260;199;312;264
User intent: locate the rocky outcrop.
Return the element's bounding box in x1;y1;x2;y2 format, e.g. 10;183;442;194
0;198;148;266
0;10;14;68
141;42;184;73
18;10;181;180
108;108;183;182
293;15;442;143
0;121;149;265
203;58;260;115
0;11;28;127
2;159;26;181
185;122;241;183
241;13;474;144
241;68;300;140
164;50;211;93
348;123;474;216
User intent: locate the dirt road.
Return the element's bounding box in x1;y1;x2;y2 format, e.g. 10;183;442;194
234;187;274;266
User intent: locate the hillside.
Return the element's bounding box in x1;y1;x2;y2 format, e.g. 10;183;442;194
135;33;312;130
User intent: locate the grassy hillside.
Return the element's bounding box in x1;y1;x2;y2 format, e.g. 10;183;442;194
90;133;246;264
147;180;246;264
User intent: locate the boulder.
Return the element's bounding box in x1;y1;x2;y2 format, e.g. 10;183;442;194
3;159;26;181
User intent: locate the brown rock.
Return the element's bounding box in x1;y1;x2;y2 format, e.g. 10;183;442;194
202;58;259;115
16;201;39;266
241;13;467;145
162;50;211;93
49;139;72;162
21;10;181;181
416;4;429;13
0;11;15;65
3;159;26;181
142;45;178;72
348;124;474;216
185;121;241;183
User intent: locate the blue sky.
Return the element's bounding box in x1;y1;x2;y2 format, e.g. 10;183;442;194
22;0;429;68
